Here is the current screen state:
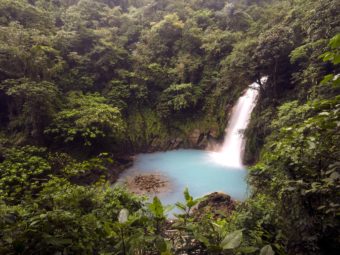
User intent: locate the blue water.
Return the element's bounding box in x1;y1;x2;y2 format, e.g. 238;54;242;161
119;149;248;208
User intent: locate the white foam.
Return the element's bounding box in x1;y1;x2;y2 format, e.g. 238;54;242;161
211;78;267;167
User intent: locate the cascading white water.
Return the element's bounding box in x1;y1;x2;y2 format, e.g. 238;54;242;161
211;79;266;167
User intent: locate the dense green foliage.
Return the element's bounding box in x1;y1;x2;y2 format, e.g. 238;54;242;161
0;0;252;152
0;0;339;254
245;34;340;254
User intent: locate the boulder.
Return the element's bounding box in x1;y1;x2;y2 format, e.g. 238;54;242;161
194;192;237;219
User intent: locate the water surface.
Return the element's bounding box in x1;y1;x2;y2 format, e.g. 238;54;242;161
119;82;264;209
119;149;248;207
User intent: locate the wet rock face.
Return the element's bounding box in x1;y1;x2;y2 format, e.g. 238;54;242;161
170;138;184;149
188;129;201;145
149;137;167;152
146;127;221;152
194;192;237;219
208;128;219;139
148;137;184;152
187;129;210;149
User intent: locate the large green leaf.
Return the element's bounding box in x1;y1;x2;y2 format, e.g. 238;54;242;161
118;208;129;223
221;230;243;250
239;246;259;253
183;187;193;203
149;196;164;218
260;245;275;255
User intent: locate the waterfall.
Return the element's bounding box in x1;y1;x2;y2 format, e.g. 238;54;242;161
211;79;266;167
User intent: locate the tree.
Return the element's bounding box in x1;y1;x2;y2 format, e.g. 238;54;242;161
0;0;54;29
249;34;340;254
0;23;64;81
157;83;202;118
221;38;259;91
0;78;59;141
253;25;295;96
137;13;184;64
46;92;125;146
